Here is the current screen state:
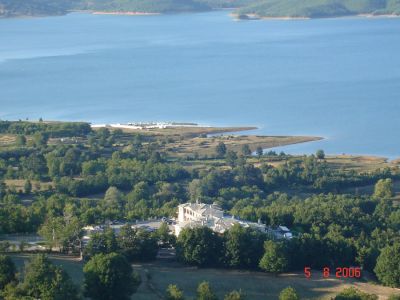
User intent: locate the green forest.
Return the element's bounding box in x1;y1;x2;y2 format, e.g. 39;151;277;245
1;0;400;18
0;120;399;299
237;0;400;18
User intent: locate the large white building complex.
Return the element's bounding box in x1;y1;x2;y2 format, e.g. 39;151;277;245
174;202;293;239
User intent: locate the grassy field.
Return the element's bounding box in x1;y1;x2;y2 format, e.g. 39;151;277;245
325;155;394;172
164;134;322;157
143;262;400;300
8;255;400;300
0;134;16;146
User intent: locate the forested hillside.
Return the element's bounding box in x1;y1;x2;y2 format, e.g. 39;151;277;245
195;0;257;8
0;0;211;17
0;0;80;17
237;0;400;18
1;0;400;18
82;0;209;13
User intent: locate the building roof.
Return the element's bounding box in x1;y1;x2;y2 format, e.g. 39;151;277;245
179;203;222;217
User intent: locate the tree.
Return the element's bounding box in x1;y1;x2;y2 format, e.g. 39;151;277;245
259;240;289;273
32;132;48;147
83;253;141;300
241;144;251;156
196;281;218;300
188;179;203;202
102;186;124;220
24;179;32;194
225;151;238;168
15;135;26;146
334;287;378;300
104;186;123;208
279;287;299;300
216;142;227;158
156;222;175;247
0;255;16;290
117;225;158;262
0;181;6;199
374;243;400;287
316;149;325;160
224;290;245;300
38;217;65;250
20;254;80;300
373;178;393;199
38;216;82;253
223;224;265;269
166;284;185;300
256;146;263;158
176;227;222;267
83;228;119;259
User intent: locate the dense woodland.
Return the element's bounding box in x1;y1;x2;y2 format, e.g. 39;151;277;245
237;0;400;18
0;120;399;299
1;0;400;18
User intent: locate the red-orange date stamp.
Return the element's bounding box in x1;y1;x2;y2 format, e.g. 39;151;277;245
304;267;361;279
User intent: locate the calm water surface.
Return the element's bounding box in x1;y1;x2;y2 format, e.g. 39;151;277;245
0;12;399;157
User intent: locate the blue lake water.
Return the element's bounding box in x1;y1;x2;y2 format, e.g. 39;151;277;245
0;11;399;158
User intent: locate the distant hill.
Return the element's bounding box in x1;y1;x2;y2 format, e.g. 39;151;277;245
0;0;259;17
82;0;210;13
1;0;400;18
195;0;258;9
0;0;210;17
0;0;80;17
236;0;400;18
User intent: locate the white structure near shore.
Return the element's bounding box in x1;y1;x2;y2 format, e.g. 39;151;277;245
91;122;202;130
174;202;293;239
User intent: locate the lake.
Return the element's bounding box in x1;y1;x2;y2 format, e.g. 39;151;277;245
0;11;399;158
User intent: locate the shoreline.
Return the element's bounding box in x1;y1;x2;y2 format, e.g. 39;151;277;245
1;119;398;161
91;123;259;135
232;12;400;21
90;123;324;156
2;9;400;20
92;11;160;16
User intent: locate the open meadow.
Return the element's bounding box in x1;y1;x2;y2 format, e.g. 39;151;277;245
8;255;400;300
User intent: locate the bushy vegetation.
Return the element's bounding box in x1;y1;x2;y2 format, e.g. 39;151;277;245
0;254;80;299
0;121;91;137
0;120;399;295
83;252;141;300
334;287;378;300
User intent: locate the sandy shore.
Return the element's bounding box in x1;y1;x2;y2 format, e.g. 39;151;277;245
92;11;160;16
358;13;400;18
233;12;400;21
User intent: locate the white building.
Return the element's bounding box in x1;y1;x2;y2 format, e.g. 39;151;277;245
174;202;292;239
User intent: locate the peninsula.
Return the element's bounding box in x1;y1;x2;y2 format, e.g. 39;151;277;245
235;0;400;19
